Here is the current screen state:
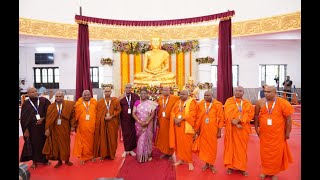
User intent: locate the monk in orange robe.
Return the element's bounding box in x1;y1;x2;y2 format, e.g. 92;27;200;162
169;89;197;170
73;90;97;164
254;85;293;180
43;91;76;168
223;86;254;176
155;86;179;159
194;90;224;173
94;87;121;160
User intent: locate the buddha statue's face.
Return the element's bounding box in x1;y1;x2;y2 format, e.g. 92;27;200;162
151;38;161;49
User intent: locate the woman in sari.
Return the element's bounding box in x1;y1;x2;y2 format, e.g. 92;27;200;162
132;88;158;163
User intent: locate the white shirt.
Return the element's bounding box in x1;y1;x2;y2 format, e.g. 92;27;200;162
19;83;28;93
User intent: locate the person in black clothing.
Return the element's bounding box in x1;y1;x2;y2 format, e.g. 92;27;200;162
282;76;293;102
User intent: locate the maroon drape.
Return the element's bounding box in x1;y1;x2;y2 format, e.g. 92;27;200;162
74;10;234;26
75;24;92;101
217;19;233;104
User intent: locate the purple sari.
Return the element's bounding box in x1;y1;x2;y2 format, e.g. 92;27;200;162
134;99;158;163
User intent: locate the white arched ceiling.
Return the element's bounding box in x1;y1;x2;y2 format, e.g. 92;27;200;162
19;0;300;24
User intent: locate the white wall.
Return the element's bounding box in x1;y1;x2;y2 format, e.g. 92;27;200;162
19;0;300;24
19;38;301;92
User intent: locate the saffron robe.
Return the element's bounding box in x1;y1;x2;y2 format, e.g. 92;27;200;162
195;99;224;165
94;97;121;159
169;98;197;163
223;97;254;171
155;95;179;155
42;100;75;161
73;98;97;161
258;97;293;175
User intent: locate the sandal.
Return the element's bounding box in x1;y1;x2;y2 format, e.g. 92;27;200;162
271;175;278;180
241;171;249;176
30;163;37;169
209;165;217;173
80;160;85;165
226;168;233;174
201;164;209;171
260;174;266;179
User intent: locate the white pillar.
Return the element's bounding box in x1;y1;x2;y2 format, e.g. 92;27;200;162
197;38;216;100
101;40;113;85
198;64;212;100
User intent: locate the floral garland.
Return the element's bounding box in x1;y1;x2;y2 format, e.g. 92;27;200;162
195;56;215;64
101;83;114;89
197;82;213;90
113;40;199;54
100;58;113;66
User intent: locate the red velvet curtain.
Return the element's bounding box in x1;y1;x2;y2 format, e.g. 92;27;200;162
74;10;235;26
75;24;92;101
217;19;233;104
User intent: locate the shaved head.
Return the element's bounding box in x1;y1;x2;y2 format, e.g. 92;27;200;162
55;91;64;96
264;85;277;100
204;90;214;102
265;85;276;92
179;89;189;101
104;87;112;98
234;86;244;98
27;87;38;98
82;90;91;101
55;91;64;103
162;86;170;96
204;90;214;96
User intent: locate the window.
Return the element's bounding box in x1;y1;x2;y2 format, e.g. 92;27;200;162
259;65;286;88
90;67;99;88
211;65;239;87
33;67;59;89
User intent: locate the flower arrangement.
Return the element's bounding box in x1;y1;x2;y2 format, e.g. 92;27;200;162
195;56;215;64
101;83;114;89
197;82;213;90
100;58;113;66
112;40;199;54
132;85;178;101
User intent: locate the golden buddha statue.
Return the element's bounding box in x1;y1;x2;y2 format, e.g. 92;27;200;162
183;76;199;100
134;37;176;86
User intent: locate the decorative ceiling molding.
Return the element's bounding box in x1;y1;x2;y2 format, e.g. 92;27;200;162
19;11;300;41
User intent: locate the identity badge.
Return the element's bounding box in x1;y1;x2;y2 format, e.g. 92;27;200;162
205;118;209;124
86;114;90;120
57;118;61;125
267;118;272;126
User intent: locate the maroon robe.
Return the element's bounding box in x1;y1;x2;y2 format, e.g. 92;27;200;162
20;97;51;163
119;93;140;151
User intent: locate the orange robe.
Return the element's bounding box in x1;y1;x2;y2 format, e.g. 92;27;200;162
155;95;180;155
195;99;224;165
73;98;97;161
223;97;254;171
258;97;293;175
169;98;197;163
42;100;76;161
94;97;121;159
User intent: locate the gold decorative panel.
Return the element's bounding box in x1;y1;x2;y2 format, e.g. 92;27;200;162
19;12;300;41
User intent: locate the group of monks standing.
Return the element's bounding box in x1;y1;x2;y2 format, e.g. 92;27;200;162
20;84;294;180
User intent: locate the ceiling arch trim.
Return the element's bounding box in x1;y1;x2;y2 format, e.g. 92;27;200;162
19;11;300;41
